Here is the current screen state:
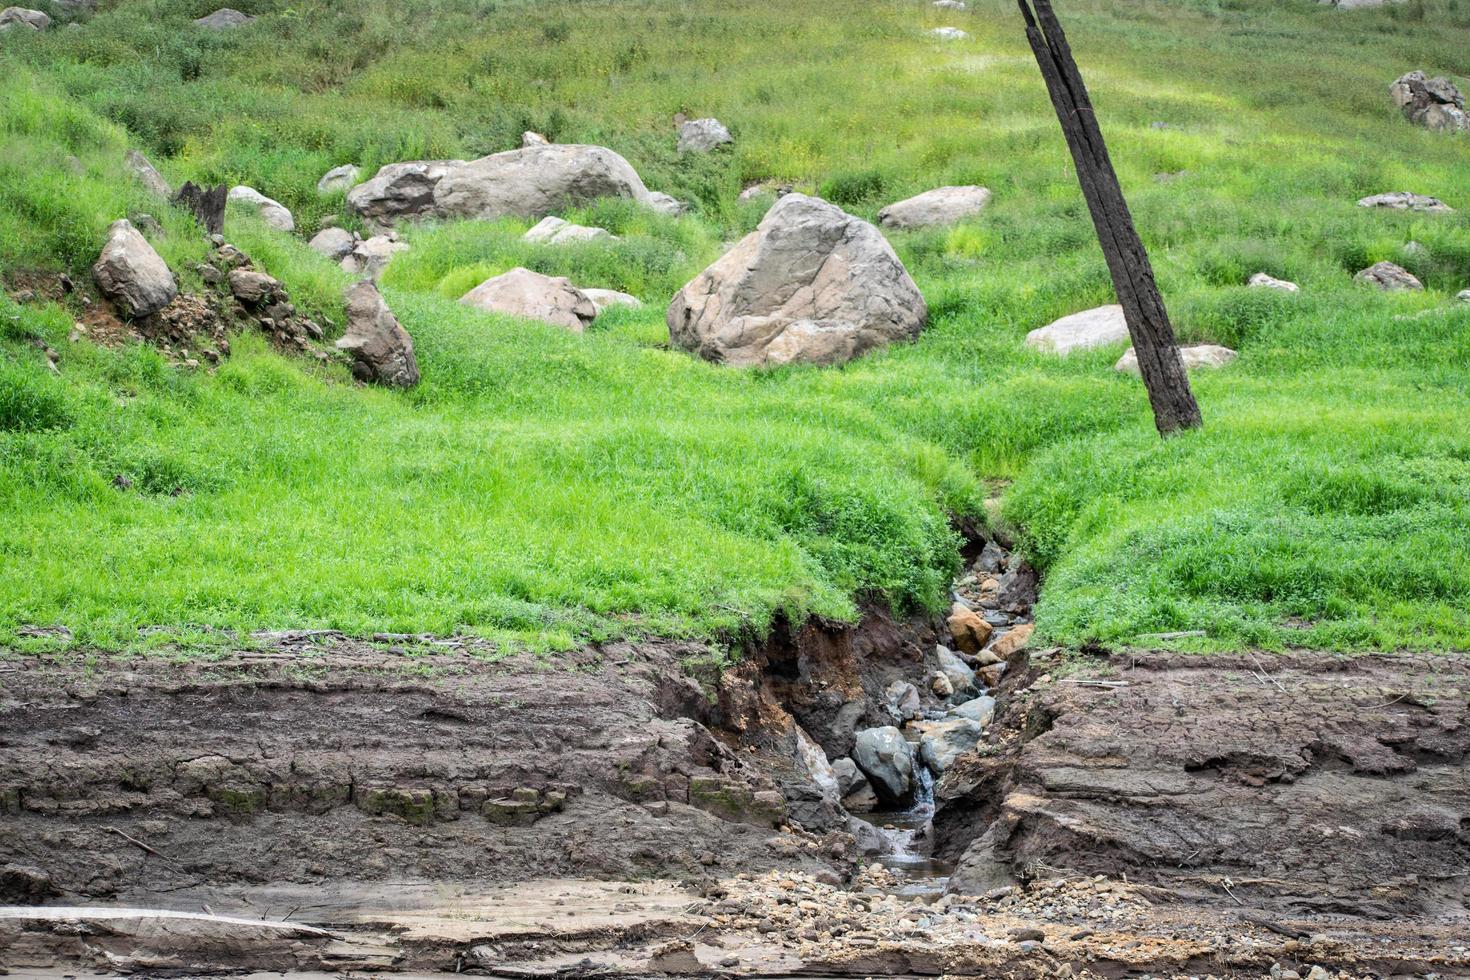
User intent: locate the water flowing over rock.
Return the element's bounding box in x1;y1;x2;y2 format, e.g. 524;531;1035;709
228;186;295;232
1248;272;1299;292
92;219;177;319
1025;304;1129;355
523;216;615;245
316;164;360;196
1357;191;1454;214
878;186;991;230
677;118;733;154
1115;344;1236;375
667;193;928;367
193;7;252;29
459;267;597;332
851;726;915;804
1390;71;1468;134
337;281;419;388
124;149;171;199
1355;261;1423;291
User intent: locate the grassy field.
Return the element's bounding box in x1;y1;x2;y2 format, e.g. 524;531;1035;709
1;0;1468;653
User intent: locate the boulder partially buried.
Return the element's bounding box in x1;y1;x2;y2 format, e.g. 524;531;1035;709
1115;344;1237;375
345;160;464;228
1358;191;1454;213
193;7;251;28
582;288;642;315
667;193;927;367
1025;304;1129;355
459;267;597;333
677;118;733;154
228;186;295;232
878;186;991;230
341;235;409;279
337;281;419;388
523;216;615;245
1247;272;1300;292
124;149;171;199
1356;261;1423;291
0;6;49;29
1390;71;1468;134
92;219;177;318
316;164;360;196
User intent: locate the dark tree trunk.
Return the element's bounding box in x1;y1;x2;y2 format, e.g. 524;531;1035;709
1017;0;1202;436
173;182;227;237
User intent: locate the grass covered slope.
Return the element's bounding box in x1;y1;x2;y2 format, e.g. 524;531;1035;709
1;0;1468;652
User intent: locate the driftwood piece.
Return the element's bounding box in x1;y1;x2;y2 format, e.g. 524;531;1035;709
174;181;227;236
1017;0;1202;436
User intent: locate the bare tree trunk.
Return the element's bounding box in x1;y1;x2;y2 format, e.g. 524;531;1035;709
174;182;227;237
1017;0;1202;436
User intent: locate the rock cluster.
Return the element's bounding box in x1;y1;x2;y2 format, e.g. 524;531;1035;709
1248;271;1300;292
307;228;410;279
1390;71;1468;134
668;193;927;367
203;237;327;352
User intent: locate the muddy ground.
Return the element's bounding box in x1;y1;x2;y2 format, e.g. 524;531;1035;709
2;612;1468;977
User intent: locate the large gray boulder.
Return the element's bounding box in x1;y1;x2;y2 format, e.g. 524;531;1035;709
950;695;996;727
1357;191;1454;214
344;160;463;228
677;118;733;154
1025;304;1129;355
459;267;597;333
228;186;294;232
1355;261;1423;291
194;7;252;28
1389;71;1468;134
92;219;177;318
337;282;419;388
1115;344;1236;375
0;7;49;29
124;149;171;199
878;186;991;230
316;164;360;197
667;193;927;367
851;726;915;804
916;718;984;775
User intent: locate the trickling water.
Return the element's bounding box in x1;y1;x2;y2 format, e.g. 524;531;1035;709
855;763;953;901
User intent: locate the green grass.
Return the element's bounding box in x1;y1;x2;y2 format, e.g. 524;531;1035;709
1;0;1468;653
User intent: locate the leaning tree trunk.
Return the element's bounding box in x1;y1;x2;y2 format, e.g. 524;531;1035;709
1017;0;1202;436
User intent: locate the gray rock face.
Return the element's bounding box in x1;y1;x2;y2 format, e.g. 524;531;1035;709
308;227;359;262
667;193;928;367
459;267;597;333
950;695;996;727
646;191;686;216
677;118;733;154
1390;71;1468;134
1115;344;1237;375
0;7;49;29
917;718;983;775
581;288;642;315
193;7;252;28
1358;191;1454;214
124;149;171;199
852;726;915;804
337;282;419;388
830;758;866;798
92;219;176;318
1248;272;1299;292
878;185;991;230
228;186;295;232
341;235;409;279
521;131;549;147
1025;304;1128;355
884;680;922;721
936;646;976;697
523;216;615;245
316;164;360;197
1355;261;1423;291
347;145;650;229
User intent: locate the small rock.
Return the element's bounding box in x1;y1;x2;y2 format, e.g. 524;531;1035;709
317;164;361;196
228;185;295;232
1009;926;1046;942
309;227;360;262
193;7;251;28
522;131;550;147
947;604;993;655
1026;304;1128;355
581;288;642;316
341;235;410;279
645;191;686;216
1355;261;1423;291
930;26;968;40
936;643;977;695
987;623;1035;660
884;680;921;720
227;269;281;306
878;185;991;230
916;717;983;774
931;671;954;698
1457;289;1470;303
1115;344;1236;375
523;215;615;245
677;117;733;154
1357;191;1454;214
1248;272;1299;292
124;149;171;199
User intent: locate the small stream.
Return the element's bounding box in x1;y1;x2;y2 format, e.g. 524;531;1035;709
852;764;953;901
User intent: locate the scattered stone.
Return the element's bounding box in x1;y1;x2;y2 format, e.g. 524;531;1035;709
308;227;360;263
522;131;550;147
950;695;996;726
0;6;49;29
125;149;171;199
227;269;281;307
851;726;915;803
1390;71;1468;134
1008;926;1046;942
337;281;419;388
459;267;597;332
193;7;252;29
1026;304;1128;355
1357;191;1454;214
931;26;968;40
228;186;295;232
987;623;1035;660
884;680;922;721
936;643;977;694
677;117;733;154
1248;272;1299;292
1114;344;1237;375
341;235;410;278
1355;261;1423;291
645;191;686;216
581;288;642;315
92;219;177;318
947;603;993;655
916;717;983;774
317;164;360;196
523;215;616;245
668;193;927;367
878;185;991;230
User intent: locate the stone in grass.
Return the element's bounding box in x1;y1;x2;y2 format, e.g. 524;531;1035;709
1025;304;1128;355
645;191;686;216
308;227;360;263
92;219;177;319
341;235;410;279
581;288;642;316
1357;191;1454;214
193;7;252;29
931;27;968;40
521;131;550;147
1355;261;1423;291
125;149;171;199
677;118;733;154
1248;272;1299;293
317;164;361;196
337;281;419;388
459;267;597;333
523;215;616;245
228;185;295;232
1114;344;1237;375
934;0;966;8
0;7;49;29
877;185;992;231
852;726;915;804
1457;289;1470;303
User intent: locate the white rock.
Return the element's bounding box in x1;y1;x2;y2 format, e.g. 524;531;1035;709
1247;272;1299;293
459;267;597;332
677;118;733;154
523;215;615;245
308;227;360;262
1025;304;1129;355
317;164;360;196
581;288;642;315
228;185;295;232
878;185;991;230
1355;261;1423;291
521;131;549;147
91;219;177;318
933;0;966;8
930;27;968;40
193;7;251;28
1357;191;1454;214
1457;289;1470;303
1115;344;1237;375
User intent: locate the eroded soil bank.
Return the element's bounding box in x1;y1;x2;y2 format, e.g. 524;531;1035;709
2;613;1468;977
